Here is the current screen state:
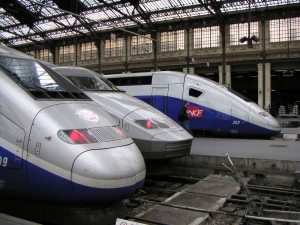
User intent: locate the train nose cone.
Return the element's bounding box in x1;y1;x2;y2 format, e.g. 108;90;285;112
265;117;281;135
266;117;281;129
71;144;146;204
151;130;193;159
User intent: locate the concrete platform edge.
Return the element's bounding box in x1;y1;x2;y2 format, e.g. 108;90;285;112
170;155;300;178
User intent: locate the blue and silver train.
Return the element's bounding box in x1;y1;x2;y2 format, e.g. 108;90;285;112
0;45;145;224
105;71;281;138
51;66;193;160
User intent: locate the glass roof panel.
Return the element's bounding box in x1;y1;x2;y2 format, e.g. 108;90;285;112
48;29;78;39
0;9;20;27
18;0;62;17
13;38;32;45
35;20;61;32
80;0;103;8
0;31;16;39
0;16;19;27
56;16;79;27
116;5;135;16
0;0;299;46
84;9;112;21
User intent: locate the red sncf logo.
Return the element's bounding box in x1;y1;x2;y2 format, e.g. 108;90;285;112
188;106;204;118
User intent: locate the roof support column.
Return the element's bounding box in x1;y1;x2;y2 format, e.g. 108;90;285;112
95;40;102;74
183;67;194;74
221;22;226;85
258;63;271;111
151;31;157;71
185;24;191;74
218;65;231;87
124;34;129;73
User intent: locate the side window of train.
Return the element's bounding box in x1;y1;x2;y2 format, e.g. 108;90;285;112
110;76;152;86
189;88;203;98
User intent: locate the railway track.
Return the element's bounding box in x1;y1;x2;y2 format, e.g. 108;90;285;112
124;174;300;225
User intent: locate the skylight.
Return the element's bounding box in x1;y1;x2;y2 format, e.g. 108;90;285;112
0;0;298;46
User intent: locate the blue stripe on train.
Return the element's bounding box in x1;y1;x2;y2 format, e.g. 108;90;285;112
136;95;277;136
0;146;144;204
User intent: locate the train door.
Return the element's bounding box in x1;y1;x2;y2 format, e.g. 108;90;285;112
182;83;208;130
152;86;168;113
167;83;184;122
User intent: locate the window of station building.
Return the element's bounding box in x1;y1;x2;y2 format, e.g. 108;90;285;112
58;45;74;63
270;17;300;42
229;22;259;46
39;49;53;63
104;38;124;57
80;42;98;60
161;30;184;52
131;34;152;55
193;26;220;49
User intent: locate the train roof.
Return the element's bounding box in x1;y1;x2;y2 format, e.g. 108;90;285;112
53;66;99;78
107;71;224;87
107;71;186;85
0;45;34;60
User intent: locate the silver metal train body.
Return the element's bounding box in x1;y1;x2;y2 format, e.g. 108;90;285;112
51;67;193;160
105;71;281;138
0;46;145;205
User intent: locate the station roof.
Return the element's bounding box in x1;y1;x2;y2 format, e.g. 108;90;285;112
0;0;299;46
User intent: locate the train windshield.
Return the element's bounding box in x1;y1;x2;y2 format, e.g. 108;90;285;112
66;75;119;91
0;57;65;92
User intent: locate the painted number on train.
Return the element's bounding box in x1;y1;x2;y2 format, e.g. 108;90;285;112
232;121;240;125
0;156;8;167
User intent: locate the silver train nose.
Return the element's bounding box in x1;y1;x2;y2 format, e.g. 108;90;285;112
134;130;193;160
266;117;281;130
71;143;146;203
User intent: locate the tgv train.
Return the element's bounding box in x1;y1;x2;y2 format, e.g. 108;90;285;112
105;71;281;138
0;45;145;219
51;66;193;160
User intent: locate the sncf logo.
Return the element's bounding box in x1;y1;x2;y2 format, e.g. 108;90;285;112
188;106;204;118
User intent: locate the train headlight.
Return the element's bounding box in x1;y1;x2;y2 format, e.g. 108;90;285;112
57;126;128;144
58;129;98;144
134;119;169;129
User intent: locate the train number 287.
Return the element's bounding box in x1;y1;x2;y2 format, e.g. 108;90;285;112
0;156;8;167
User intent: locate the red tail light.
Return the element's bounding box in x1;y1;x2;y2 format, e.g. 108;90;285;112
70;130;90;143
57;129;98;144
147;120;152;128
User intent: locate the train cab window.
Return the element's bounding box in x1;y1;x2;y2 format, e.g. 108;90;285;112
66;76;118;91
189;88;203;98
0;58;65;92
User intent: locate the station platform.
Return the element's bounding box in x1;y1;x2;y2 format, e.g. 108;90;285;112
276;117;300;128
170;127;300;180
